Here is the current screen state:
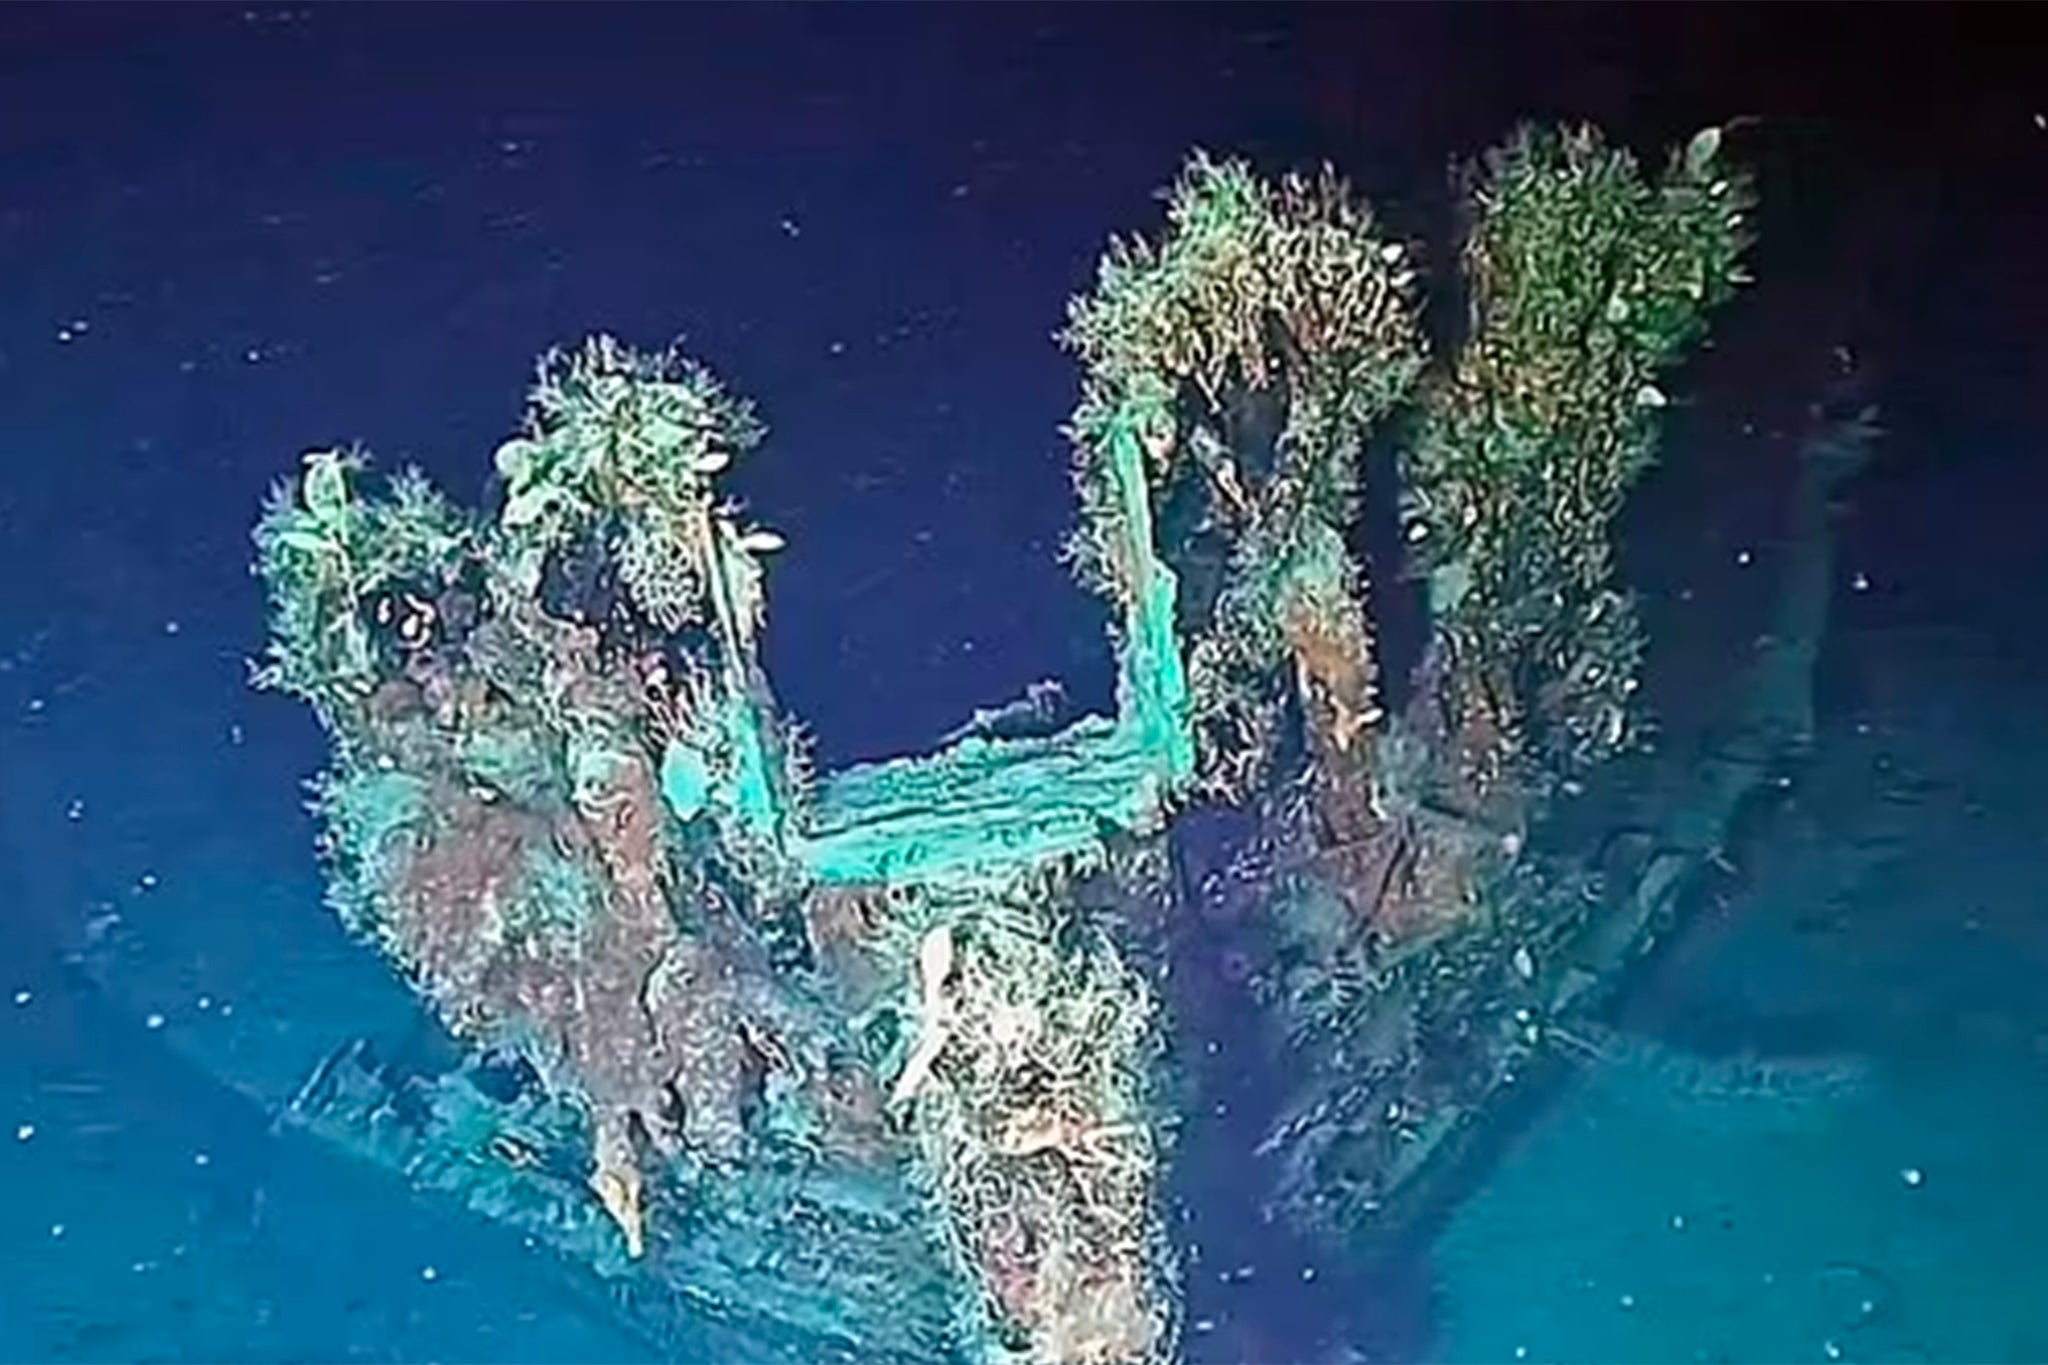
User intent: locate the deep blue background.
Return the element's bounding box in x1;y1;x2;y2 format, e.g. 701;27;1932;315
3;4;2042;774
1;6;2044;1360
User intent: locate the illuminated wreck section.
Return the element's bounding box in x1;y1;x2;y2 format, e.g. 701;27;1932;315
252;313;1205;1364
1236;125;1777;1250
251;124;1867;1363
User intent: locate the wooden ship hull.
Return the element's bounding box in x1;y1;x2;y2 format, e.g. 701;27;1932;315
244;127;1873;1363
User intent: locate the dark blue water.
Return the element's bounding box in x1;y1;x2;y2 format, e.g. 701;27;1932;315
4;6;2046;1361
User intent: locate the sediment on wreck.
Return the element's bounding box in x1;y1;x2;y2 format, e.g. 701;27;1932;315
245;123;1860;1363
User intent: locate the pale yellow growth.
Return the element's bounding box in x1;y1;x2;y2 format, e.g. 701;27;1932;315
590;1115;646;1259
891;923;959;1107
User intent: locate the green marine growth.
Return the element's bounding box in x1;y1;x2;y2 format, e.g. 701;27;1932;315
251;120;1752;1365
1061;151;1426;807
1060;126;1751;821
1405;125;1753;795
251;335;1179;1364
253;338;824;1267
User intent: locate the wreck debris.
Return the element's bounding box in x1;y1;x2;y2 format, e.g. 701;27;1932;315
249;122;1860;1362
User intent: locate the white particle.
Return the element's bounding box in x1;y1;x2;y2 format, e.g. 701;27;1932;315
66;799;85;821
1901;1166;1923;1187
16;1122;35;1141
197;995;212;1011
137;872;158;891
164;620;181;635
1620;1293;1635;1310
1301;1265;1317;1281
13;989;30;1007
1852;571;1871;592
146;1012;166;1030
421;1264;438;1282
49;1223;65;1239
1192;1319;1214;1334
194;1151;211;1167
1825;1340;1842;1361
1670;1213;1686;1231
1736;549;1753;566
